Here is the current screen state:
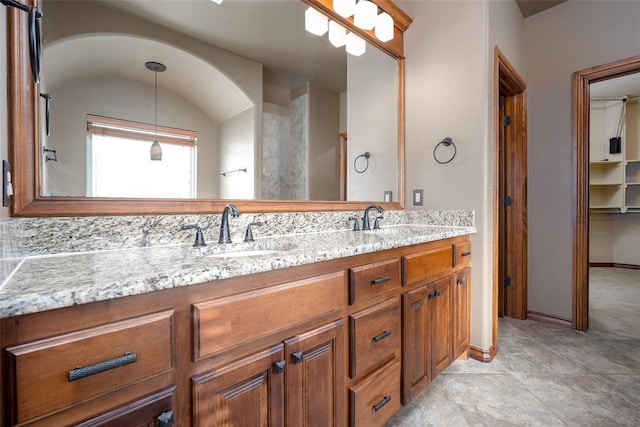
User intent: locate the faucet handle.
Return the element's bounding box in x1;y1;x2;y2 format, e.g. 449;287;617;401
181;224;206;247
373;215;384;230
244;222;263;242
348;216;360;231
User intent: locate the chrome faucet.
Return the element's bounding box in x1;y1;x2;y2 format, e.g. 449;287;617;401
362;204;384;231
218;204;240;244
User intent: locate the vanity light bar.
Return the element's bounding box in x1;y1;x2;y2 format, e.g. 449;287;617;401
304;2;394;57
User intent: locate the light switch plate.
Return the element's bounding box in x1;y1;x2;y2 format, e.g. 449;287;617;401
384;191;393;202
2;160;11;207
413;189;423;206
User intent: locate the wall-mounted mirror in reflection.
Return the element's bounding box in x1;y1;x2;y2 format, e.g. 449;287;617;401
38;0;399;204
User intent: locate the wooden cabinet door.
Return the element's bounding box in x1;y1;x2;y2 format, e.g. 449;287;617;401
284;320;345;427
401;284;432;404
192;344;285;427
431;276;453;378
76;386;175;427
453;268;471;359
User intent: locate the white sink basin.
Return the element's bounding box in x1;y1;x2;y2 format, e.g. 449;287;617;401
206;249;281;258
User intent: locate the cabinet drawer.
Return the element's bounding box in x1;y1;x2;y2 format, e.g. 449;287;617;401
194;272;345;360
349;298;400;379
402;245;452;285
6;310;174;424
349;358;401;427
349;258;400;304
454;240;472;268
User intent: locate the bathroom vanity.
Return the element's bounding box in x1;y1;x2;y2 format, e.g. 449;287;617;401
0;225;472;426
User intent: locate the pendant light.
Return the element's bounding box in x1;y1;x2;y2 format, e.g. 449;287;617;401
146;61;166;161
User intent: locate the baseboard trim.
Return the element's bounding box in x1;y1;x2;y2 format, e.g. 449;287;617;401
589;262;640;270
469;345;496;363
527;311;573;328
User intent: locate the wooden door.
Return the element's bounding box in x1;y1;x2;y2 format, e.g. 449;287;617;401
284;320;345;427
430;276;453;378
453;268;471;359
401;284;432;404
192;344;285;427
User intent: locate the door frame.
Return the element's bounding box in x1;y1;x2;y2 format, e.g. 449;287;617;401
492;47;528;354
572;54;640;331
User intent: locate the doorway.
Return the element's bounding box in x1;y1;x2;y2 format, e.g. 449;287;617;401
492;48;528;355
573;54;640;331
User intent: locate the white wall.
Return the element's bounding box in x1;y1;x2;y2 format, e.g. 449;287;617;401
402;0;524;350
219;108;255;199
308;81;340;201
347;43;398;202
589;214;614;263
1;7;9;219
525;0;640;319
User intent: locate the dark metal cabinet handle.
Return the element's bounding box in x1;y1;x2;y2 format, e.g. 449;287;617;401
457;277;467;285
68;352;137;382
371;276;391;285
292;352;303;365
428;291;436;300
157;410;174;427
372;330;391;343
461;251;471;257
372;395;392;412
274;360;286;374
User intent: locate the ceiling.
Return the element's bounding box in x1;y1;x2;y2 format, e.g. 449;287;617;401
515;0;568;18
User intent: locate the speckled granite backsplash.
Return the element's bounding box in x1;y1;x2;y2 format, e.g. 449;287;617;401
0;219;25;285
2;209;474;257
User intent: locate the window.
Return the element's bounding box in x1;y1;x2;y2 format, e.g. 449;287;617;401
86;114;197;198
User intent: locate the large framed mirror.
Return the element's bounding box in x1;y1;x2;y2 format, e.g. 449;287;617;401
7;0;412;216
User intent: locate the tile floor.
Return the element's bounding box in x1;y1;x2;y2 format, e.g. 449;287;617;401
387;317;640;426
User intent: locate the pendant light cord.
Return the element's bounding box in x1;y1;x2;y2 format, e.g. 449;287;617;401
154;70;158;138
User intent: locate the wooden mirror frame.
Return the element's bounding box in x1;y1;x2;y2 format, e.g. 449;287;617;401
8;0;412;216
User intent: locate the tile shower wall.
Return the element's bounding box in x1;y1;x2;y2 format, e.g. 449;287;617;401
262;92;308;200
2;210;474;257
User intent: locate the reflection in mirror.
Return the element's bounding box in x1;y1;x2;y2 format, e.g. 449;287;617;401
39;0;398;203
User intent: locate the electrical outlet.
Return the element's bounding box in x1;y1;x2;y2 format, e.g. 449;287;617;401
384;191;393;202
413;189;423;206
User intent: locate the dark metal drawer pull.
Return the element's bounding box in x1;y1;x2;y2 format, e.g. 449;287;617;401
292;351;303;365
157;411;174;427
274;360;286;374
457;277;467;285
68;352;137;382
371;276;391;285
461;251;471;257
372;395;392;412
372;330;392;343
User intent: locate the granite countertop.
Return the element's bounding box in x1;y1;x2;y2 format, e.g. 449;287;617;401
0;224;475;318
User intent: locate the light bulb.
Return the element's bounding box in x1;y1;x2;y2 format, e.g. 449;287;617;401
333;0;356;18
329;21;347;47
346;32;366;56
354;0;377;30
305;7;328;36
375;11;394;42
